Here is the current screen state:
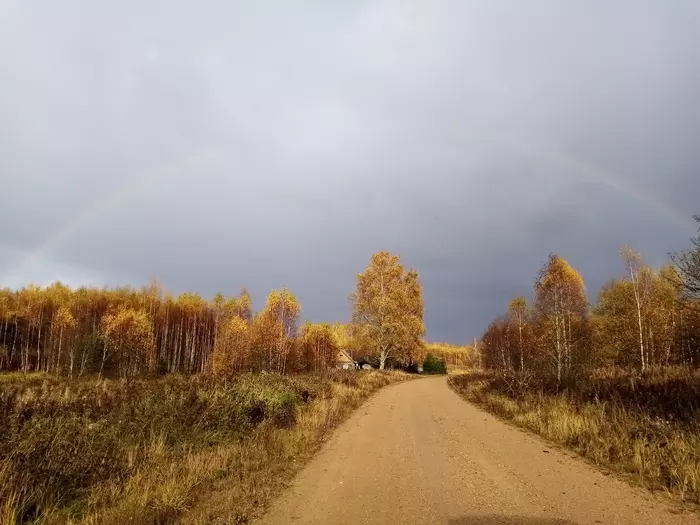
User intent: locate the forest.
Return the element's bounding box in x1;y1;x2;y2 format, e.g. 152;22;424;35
0;250;469;379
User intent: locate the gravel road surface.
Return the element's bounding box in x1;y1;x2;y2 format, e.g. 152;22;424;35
257;376;696;525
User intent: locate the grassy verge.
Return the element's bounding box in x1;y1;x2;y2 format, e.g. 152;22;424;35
0;370;409;525
448;370;700;504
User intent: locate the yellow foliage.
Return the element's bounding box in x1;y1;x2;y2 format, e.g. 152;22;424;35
212;316;250;376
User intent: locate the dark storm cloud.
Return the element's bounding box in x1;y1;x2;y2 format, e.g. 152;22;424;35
1;1;699;342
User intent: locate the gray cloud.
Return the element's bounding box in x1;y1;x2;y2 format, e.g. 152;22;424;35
1;1;699;342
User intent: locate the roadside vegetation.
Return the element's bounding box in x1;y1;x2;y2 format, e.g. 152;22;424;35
450;369;700;503
1;370;409;524
450;215;700;504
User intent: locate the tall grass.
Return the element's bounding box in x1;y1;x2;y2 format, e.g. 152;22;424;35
449;369;700;504
0;370;409;524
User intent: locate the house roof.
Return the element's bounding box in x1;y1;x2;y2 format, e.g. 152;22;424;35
336;349;355;364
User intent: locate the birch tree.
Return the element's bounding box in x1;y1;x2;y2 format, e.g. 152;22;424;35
621;246;652;371
534;254;588;382
351;251;425;369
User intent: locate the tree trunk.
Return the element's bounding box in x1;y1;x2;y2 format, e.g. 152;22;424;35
99;341;108;378
379;347;389;370
57;326;64;376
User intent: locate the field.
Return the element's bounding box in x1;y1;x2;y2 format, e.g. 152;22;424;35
448;368;700;504
0;370;409;525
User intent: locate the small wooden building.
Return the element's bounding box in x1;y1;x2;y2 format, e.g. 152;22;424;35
335;349;356;370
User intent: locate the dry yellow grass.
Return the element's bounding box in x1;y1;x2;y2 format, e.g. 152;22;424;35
0;371;410;525
449;371;700;505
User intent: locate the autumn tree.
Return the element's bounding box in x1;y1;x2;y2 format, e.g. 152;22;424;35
424;342;474;367
594;264;690;368
351;251;425;369
298;322;338;372
621;246;654;371
534;254;589;382
212;316;251;375
508;296;529;372
54;304;77;376
481;317;515;371
249;289;300;373
330;322;353;351
100;306;156;377
237;288;253;322
671;215;700;300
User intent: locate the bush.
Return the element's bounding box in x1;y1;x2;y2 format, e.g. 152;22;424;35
423;353;447;374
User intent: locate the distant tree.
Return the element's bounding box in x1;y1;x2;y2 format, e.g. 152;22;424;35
534;254;588;382
330;322;353;350
621;246;653;371
251;289;300;373
299;322;338;372
351;251;425;369
508;296;529;372
237;288;253;322
100;306;156;378
54;305;77;376
481;317;515;371
212;316;251;376
423;353;447;374
423;342;474;367
671;215;700;300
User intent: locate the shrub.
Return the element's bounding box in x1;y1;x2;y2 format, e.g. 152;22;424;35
423;353;447;374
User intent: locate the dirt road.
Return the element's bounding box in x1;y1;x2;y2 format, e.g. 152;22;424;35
257;377;696;525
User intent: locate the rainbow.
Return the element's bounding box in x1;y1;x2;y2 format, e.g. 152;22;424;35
2;144;694;285
1;148;222;284
511;139;696;232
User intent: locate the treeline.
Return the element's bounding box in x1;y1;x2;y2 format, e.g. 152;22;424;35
478;216;700;379
0;283;341;377
424;342;474;366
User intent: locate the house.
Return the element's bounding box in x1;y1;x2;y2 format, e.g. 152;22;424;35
335;349;356;370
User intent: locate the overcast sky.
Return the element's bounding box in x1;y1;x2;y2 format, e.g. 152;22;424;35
1;1;699;343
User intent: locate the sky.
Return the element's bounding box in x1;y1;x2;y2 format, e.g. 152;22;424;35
1;1;699;343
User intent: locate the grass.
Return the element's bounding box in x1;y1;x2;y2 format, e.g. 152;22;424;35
448;369;700;505
0;370;410;525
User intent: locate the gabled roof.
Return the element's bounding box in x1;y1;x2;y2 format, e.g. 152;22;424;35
336;349;355;363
